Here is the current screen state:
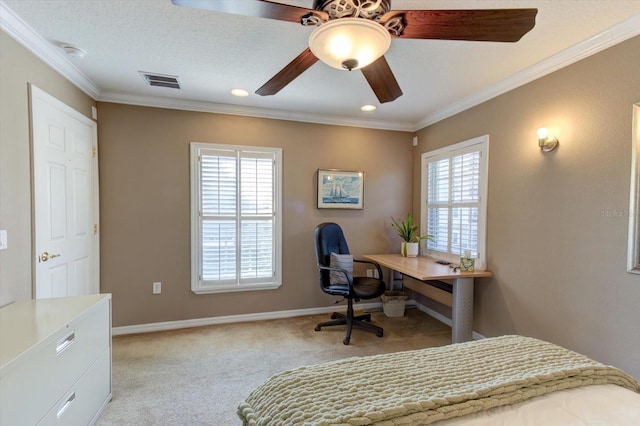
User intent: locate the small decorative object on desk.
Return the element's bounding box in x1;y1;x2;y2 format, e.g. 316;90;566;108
390;213;433;257
460;250;475;272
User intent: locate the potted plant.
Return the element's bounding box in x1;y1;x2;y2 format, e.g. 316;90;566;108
391;213;432;257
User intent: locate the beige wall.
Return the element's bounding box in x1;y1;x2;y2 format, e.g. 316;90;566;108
414;35;640;379
96;103;413;327
0;31;96;306
2;24;639;381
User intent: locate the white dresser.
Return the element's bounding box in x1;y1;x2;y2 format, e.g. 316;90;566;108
0;294;112;425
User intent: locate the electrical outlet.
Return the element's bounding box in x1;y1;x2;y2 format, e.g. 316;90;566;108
153;281;161;294
373;269;379;279
366;269;373;277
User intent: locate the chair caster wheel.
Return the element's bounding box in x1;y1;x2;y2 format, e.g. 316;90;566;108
314;326;321;331
376;331;383;337
343;337;350;345
330;313;338;319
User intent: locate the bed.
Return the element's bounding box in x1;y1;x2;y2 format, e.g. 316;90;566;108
237;335;640;425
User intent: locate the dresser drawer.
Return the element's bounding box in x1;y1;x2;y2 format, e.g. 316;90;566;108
0;298;110;425
38;348;111;426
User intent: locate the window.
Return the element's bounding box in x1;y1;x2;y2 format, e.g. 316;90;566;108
190;143;282;294
421;135;488;268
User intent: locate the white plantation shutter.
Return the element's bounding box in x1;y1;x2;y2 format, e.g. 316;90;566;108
191;143;282;293
239;153;274;280
422;136;488;267
427;158;449;254
201;151;237;281
451;150;480;257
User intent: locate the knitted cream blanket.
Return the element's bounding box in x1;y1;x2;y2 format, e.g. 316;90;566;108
237;335;640;426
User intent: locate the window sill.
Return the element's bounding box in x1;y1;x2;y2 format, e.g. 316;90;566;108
191;281;281;294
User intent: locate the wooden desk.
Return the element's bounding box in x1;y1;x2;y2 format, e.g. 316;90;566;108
362;254;492;343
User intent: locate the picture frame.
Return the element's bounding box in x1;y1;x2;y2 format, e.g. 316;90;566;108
317;169;364;209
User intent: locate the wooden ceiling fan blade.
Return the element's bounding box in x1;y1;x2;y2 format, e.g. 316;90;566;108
171;0;315;23
389;9;537;42
256;48;319;96
360;56;403;104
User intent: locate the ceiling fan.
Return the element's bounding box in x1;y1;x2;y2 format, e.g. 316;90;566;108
171;0;537;104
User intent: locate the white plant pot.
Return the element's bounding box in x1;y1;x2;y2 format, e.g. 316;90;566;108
401;242;419;257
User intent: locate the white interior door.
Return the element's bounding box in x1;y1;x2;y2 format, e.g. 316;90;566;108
31;85;99;298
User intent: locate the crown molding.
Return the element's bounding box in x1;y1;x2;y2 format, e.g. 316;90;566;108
3;0;638;132
414;13;640;130
0;1;410;131
0;1;100;98
97;91;415;131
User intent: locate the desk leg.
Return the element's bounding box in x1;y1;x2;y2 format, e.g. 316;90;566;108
386;268;395;291
451;277;474;343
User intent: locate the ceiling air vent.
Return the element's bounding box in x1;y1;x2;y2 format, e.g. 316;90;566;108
139;72;180;89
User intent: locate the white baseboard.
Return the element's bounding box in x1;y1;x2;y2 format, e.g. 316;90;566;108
113;300;487;340
112;302;382;336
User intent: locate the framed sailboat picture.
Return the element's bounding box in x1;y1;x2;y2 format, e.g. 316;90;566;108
317;169;364;209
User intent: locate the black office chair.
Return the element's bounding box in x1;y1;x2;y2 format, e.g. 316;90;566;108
314;222;386;345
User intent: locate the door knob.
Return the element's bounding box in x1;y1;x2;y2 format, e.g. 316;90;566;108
40;252;60;262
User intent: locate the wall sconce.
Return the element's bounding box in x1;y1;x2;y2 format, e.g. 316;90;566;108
537;128;559;152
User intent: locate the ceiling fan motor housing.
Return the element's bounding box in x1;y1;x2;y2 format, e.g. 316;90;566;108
304;1;405;38
314;0;391;20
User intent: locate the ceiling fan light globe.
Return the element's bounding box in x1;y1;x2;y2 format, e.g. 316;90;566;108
309;18;391;71
341;59;358;70
328;34;351;57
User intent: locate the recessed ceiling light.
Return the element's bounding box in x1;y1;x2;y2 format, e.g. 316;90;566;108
361;104;376;112
231;89;249;97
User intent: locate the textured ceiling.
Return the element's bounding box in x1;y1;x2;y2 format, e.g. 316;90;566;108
2;0;640;131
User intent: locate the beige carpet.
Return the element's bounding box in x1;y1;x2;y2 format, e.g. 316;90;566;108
96;307;451;425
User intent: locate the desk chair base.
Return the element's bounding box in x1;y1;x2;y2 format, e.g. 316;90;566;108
314;301;384;345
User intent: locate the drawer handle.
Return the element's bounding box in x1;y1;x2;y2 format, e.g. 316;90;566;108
56;331;75;354
56;391;76;419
